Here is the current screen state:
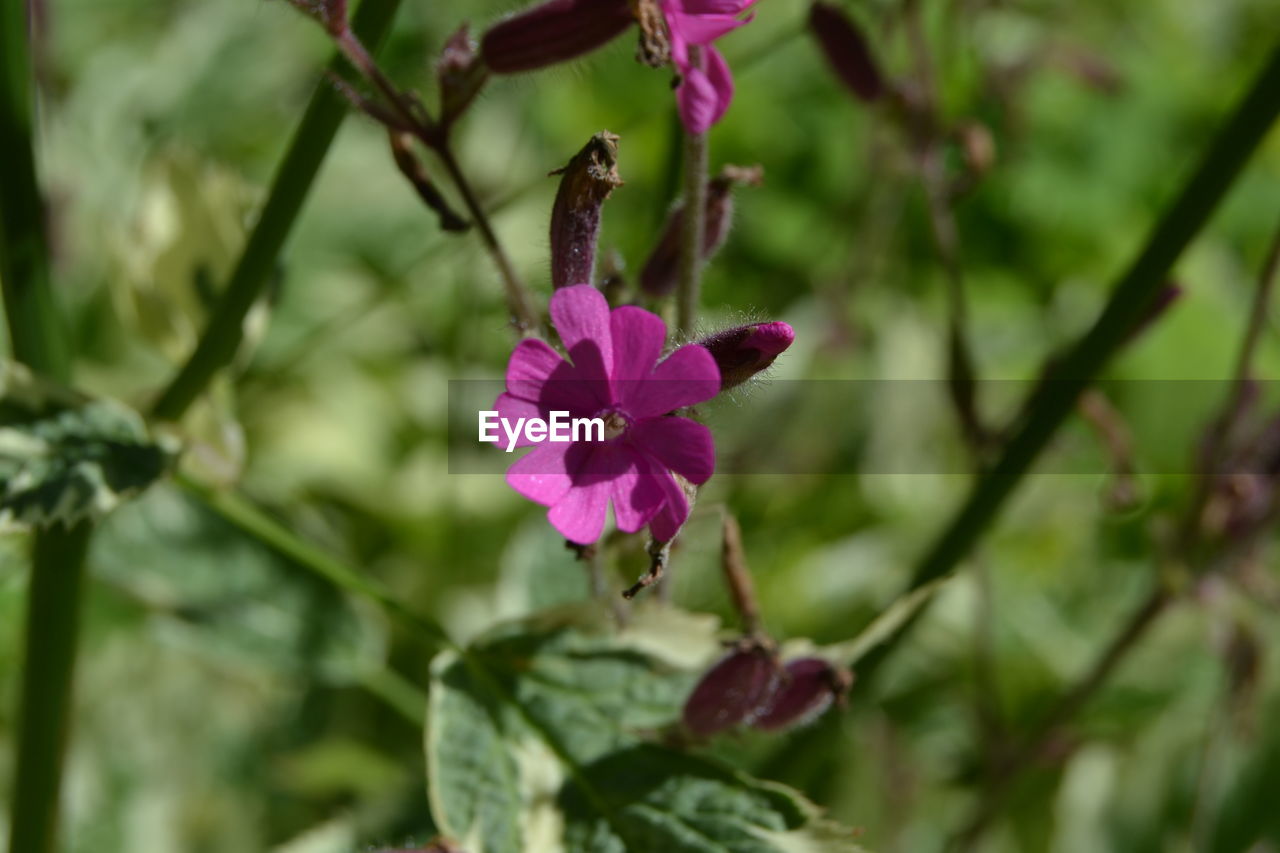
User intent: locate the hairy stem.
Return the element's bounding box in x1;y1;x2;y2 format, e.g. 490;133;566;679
676;47;709;338
150;0;404;422
853;41;1280;683
1;3;91;851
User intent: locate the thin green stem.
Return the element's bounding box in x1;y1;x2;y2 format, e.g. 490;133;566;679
1;3;92;852
676;47;709;338
150;0;403;422
177;474;452;651
856;39;1280;680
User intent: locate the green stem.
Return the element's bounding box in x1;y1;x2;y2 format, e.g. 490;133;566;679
676;47;709;338
150;0;403;422
1;4;91;852
860;40;1280;677
177;474;452;651
7;524;92;853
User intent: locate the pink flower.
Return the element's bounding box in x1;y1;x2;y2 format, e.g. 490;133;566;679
660;0;755;133
496;285;720;544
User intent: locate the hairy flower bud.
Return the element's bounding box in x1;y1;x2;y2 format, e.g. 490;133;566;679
752;658;852;732
682;641;779;737
549;131;624;289
640;165;761;298
697;321;795;391
808;2;884;103
437;25;488;126
481;0;634;74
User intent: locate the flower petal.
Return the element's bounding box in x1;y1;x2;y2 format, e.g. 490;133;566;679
630;417;715;484
666;11;747;45
610;305;667;405
609;447;666;533
492;392;543;449
621;343;721;418
550;285;613;379
505;441;580;505
701;46;735;127
645;459;690;542
548;476;611;544
506;338;564;399
676;65;720;135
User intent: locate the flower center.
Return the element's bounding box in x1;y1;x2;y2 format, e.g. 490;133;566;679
601;409;630;440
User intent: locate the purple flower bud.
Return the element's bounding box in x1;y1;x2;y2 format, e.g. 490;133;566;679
640;165;761;298
697;321;795;391
438;25;488;126
682;642;779;737
549;132;624;289
481;0;634;74
808;2;885;103
751;657;852;732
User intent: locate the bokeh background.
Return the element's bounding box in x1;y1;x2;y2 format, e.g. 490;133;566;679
3;0;1280;850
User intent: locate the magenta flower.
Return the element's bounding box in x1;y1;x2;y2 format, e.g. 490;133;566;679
660;0;755;133
496;285;720;544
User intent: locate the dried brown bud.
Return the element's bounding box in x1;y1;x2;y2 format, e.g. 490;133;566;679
388;132;469;233
955;120;996;178
481;0;635;74
808;2;884;103
632;0;671;67
640;165;761;298
549;131;624;289
437;25;489;126
751;657;852;731
682;640;779;737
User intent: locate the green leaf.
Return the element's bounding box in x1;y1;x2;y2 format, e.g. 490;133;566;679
0;361;177;530
425;604;870;853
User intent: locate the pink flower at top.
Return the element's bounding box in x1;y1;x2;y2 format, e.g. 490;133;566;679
660;0;756;134
496;285;720;544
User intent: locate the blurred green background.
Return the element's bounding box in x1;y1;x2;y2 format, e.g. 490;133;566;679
3;0;1280;849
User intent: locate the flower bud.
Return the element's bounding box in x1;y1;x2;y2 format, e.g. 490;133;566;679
640;165;761;298
696;321;794;391
751;657;852;732
437;25;488;126
808;2;884;103
682;641;779;737
549;131;624;289
481;0;634;74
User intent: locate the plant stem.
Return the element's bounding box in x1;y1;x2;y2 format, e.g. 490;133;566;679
853;40;1280;682
150;0;404;422
1;4;93;852
951;586;1170;850
177;474;452;651
676;47;709;338
436;144;538;334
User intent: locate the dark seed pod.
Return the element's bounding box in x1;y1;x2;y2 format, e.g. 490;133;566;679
808;2;885;103
549;132;624;289
640;165;761;298
696;321;795;391
481;0;634;74
751;657;852;732
682;642;779;737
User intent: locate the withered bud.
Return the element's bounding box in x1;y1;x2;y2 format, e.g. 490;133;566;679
632;0;671;67
388;132;470;233
481;0;635;74
438;25;489;126
697;321;795;391
682;639;779;737
549;131;624;289
640;165;762;298
753;658;851;731
808;2;885;103
285;0;347;36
